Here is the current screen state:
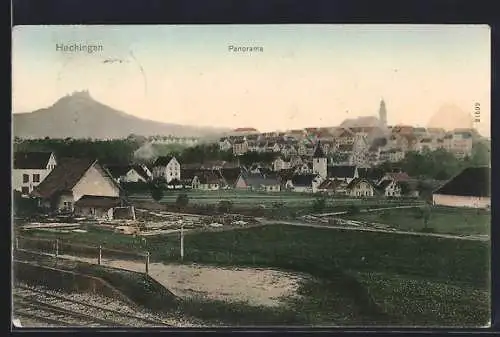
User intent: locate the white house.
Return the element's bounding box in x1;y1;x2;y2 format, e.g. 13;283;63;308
219;138;233;152
272;157;291;172
152;156;181;183
346;178;378;197
105;165;151;183
286;174;322;193
432;167;490;209
31;158;122;215
13;152;57;196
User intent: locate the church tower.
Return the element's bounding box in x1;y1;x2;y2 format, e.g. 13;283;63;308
379;98;387;127
312;141;327;179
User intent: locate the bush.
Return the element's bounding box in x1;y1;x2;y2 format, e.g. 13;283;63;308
346;205;360;215
218;200;233;213
176;193;189;207
150;183;164;202
312;197;327;212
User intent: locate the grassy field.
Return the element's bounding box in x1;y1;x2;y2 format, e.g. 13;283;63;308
341;206;491;235
129;190;423;208
17;224;490;326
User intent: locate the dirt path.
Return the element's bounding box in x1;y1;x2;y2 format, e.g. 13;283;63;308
57;254;304;307
258;219;489;241
316;204;423;217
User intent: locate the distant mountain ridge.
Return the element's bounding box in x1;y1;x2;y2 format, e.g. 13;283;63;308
13;91;230;139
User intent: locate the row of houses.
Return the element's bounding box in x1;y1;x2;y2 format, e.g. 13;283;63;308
12;151;490;217
220;126;479;165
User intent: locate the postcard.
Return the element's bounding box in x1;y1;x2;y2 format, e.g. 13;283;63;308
11;24;491;328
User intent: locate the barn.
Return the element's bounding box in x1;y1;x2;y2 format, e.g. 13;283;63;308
432;166;490;209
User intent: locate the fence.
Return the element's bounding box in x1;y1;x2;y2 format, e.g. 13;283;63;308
14;236;153;276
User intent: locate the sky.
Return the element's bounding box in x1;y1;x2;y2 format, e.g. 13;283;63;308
12;25;491;136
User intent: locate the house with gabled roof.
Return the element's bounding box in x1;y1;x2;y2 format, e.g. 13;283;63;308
317;179;342;195
233;139;249;155
31;157;123;215
346;178;379;197
327;165;358;183
180;169;201;189
105;164;151;183
13;151;57;195
152;156;181;182
219;138;233;151
432;166;490;208
235;172;281;192
285;174;322;193
197;171;222;190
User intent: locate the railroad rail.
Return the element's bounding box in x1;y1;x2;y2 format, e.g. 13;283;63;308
13;285;171;327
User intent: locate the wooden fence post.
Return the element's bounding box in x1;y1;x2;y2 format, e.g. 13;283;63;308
180;224;184;261
145;251;150;275
98;245;102;265
55;239;59;258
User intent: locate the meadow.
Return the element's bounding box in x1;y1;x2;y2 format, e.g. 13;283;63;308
340;206;491;235
129;189;423;208
17;223;490;326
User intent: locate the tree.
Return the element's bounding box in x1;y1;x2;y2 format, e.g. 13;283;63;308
312;197;327;212
150;182;164;202
399;182;410;196
415;204;431;230
176;193;190;208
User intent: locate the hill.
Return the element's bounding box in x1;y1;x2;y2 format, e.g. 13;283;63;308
13;91;230;139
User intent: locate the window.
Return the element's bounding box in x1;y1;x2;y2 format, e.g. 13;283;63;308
22;174;29;183
21;187;29;194
33;174;40;183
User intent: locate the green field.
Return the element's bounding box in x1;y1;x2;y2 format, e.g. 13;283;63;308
130;190;423;208
18;224;490;326
341;206;491;235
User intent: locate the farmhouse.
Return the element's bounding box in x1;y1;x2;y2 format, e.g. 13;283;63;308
105;164;151;183
377;172;413;197
235;173;281;192
13;151;57;195
152;156;181;183
327;165;358;183
317;179;341;195
286;174;322;193
180;169;201;189
432;166;490;209
74;195;128;220
220;167;244;189
31;158;123;215
197;171;222;190
346;178;378;197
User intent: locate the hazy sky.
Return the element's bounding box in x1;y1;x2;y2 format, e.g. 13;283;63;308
12;25;491;136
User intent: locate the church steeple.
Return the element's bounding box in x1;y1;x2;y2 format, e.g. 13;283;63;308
379;98;387;127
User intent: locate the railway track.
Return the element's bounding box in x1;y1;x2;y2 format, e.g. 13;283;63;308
13;285;171;327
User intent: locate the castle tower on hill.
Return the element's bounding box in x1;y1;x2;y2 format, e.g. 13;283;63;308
379;98;387;127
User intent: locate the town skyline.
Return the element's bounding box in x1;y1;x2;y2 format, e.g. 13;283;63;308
12;25;490;136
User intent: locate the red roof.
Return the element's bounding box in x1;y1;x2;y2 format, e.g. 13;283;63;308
233;127;258;132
